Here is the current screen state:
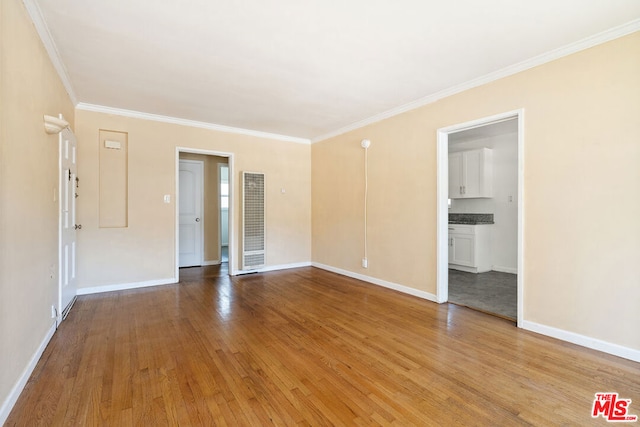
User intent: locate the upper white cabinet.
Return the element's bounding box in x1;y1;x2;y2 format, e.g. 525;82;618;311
448;148;492;199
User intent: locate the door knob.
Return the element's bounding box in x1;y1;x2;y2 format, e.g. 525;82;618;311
74;224;82;230
195;218;200;222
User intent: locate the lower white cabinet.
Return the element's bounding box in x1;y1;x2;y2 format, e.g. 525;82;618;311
448;224;491;273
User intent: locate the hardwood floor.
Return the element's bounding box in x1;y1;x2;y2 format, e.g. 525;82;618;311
7;267;640;425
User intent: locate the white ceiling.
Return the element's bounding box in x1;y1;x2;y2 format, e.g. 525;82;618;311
32;0;640;142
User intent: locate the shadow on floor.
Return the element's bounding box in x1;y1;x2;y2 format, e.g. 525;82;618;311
180;263;229;281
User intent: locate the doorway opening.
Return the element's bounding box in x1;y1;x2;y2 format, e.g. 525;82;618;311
176;148;233;280
436;110;524;326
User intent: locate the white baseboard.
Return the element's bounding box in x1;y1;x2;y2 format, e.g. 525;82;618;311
231;261;311;276
449;264;480;273
77;277;177;295
492;265;518;274
0;322;56;425
521;320;640;363
311;262;438;303
311;264;639;363
202;260;221;266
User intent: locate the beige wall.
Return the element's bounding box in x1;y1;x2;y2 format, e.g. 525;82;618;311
98;130;129;228
75;110;311;287
0;0;75;413
179;152;227;262
312;32;640;351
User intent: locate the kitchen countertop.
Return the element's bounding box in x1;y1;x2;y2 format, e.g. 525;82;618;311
449;213;494;224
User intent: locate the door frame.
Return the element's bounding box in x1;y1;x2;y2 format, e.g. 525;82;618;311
435;109;525;327
175;148;234;279
178;159;204;267
218;163;229;259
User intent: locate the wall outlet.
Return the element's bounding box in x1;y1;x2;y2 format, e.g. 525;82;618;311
362;258;368;268
51;305;57;319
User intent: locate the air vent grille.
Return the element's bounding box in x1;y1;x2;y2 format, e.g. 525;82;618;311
242;172;265;269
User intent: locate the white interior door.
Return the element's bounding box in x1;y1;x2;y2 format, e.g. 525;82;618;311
59;126;78;319
179;160;203;267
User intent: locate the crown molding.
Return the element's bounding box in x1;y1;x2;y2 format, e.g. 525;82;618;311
76;103;311;144
311;19;640;143
21;0;639;145
22;0;78;105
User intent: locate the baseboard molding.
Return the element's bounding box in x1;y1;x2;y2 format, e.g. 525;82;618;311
449;264;480;274
202;260;221;266
492;266;518;274
312;262;438;303
0;322;56;425
77;277;177;295
231;262;311;276
521;320;640;363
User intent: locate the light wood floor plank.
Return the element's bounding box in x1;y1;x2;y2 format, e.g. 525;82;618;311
6;266;640;426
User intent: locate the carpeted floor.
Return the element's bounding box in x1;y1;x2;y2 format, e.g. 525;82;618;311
448;270;517;320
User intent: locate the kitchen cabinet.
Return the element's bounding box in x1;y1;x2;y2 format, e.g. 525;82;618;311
449;148;492;199
448;224;492;273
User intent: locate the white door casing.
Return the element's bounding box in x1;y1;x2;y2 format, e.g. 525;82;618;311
179;160;204;267
59;125;78;320
219;163;229;247
436;109;524;327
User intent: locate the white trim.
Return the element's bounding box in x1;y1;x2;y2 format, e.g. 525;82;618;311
491;266;518;275
521;320;640;363
202;260;221;266
77;103;310;144
21;0;640;146
76;278;176;295
0;323;56;425
436;128;449;304
436;109;525;328
516;112;525;327
448;265;481;274
176;148;235;278
311;263;438;303
232;261;311;276
311;20;640;143
217;164;224;258
22;0;78;105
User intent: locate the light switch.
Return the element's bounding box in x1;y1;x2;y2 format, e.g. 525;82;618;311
164;194;171;203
